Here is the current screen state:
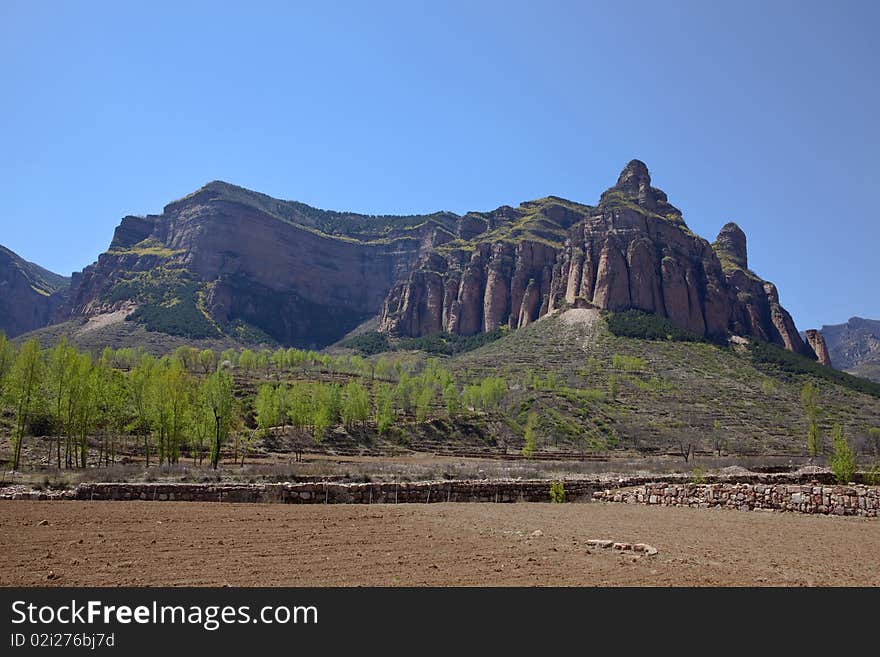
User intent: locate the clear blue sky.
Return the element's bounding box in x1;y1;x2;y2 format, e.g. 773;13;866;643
2;1;877;330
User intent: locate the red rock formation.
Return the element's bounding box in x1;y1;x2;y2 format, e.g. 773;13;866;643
63;182;453;347
380;160;814;360
805;329;832;367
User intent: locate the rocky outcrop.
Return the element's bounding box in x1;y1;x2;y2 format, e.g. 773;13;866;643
0;244;69;337
712;222;748;270
805;329;832;367
380;160;812;358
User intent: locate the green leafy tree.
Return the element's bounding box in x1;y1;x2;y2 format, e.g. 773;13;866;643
72;352;99;468
0;332;16;397
521;411;538;457
443;383;460;416
415;385;434;422
128;353;155;466
238;349;257;372
801;381;822;456
164;359;192;464
198;349;216;375
46;338;78;467
867;427;880;459
374;383;395;434
479;377;507;410
255;384;280;437
342;381;370;430
98;367;129;466
6;338;43;470
829;424;856;484
550;481;566;503
204;367;234;469
807;422;823;458
148;358;174;465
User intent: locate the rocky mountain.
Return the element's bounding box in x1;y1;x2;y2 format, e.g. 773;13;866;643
6;162;829;357
0;244;69;337
380;160;817;359
47;181;458;348
818;317;880;382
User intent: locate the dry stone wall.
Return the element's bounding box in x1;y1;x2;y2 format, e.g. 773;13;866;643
594;483;879;517
2;479;598;504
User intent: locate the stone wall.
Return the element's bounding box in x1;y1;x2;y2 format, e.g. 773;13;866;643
593;483;879;517
13;479;597;504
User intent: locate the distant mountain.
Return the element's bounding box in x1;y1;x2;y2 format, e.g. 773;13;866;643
0;244;69;337
6;163;828;357
819;317;880;382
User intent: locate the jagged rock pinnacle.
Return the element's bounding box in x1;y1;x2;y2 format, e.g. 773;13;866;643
714;222;748;270
614;160;656;210
616;159;651;190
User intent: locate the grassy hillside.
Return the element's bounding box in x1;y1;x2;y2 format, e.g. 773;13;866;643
449;309;880;457
6;307;880;476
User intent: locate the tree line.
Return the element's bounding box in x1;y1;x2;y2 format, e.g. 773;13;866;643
0;334;510;471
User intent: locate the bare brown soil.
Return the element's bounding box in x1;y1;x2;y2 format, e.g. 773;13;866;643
1;501;878;586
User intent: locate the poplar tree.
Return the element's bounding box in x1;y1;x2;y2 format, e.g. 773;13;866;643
7;338;43;471
204;367;234;469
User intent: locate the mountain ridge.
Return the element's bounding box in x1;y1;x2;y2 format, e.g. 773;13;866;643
0;161;836;362
818;317;880;382
0;244;69;337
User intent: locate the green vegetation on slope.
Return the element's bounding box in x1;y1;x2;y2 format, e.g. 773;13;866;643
105;265;220;339
749;339;880;398
343;328;505;357
605;310;707;343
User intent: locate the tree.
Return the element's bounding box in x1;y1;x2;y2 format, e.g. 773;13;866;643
829;424;856;484
479;377;506;410
98;367;129;466
442;383;460;416
867;427;880;459
374;383;395;434
608;373;619;400
521;411;538;457
71;352;98;468
801;381;821;457
203;367;234;469
164;359;192;464
198;349;216;375
341;381;369;430
255;384;279;437
0;332;16;398
238;349;257;372
712;419;727;456
415;385;434;422
462;384;481;411
807;422;823;458
148;358;173;465
6;338;43;470
128;354;155;467
173;346;199;371
46;338;77;467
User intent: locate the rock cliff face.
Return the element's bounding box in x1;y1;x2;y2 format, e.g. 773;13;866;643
58;182;457;347
804;329;832;367
380;160;814;358
0;245;69;337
